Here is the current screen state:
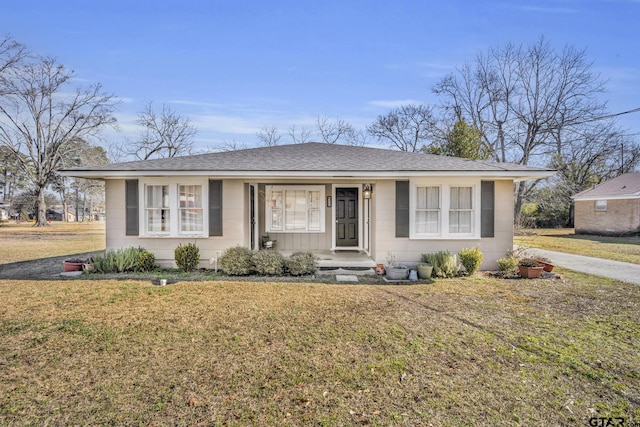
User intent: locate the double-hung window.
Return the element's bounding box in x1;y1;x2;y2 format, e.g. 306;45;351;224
146;185;170;233
411;180;479;239
415;186;440;234
142;179;207;237
449;186;473;234
266;185;325;232
179;185;203;233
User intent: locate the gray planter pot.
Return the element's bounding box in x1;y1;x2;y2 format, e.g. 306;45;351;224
386;265;409;280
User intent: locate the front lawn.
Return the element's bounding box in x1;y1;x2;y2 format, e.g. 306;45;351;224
1;274;638;426
515;228;640;264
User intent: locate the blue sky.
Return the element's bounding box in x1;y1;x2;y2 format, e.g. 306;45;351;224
2;0;639;152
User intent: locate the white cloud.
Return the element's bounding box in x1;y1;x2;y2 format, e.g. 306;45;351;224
368;99;424;109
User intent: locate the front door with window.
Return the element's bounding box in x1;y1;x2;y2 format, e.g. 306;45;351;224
336;188;358;247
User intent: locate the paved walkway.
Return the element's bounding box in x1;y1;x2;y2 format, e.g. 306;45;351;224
520;247;640;285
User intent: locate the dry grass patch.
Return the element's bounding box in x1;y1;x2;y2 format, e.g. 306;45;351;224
0;222;105;264
1;274;639;426
516;228;640;264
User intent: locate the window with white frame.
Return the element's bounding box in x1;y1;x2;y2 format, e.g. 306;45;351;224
179;185;203;233
415;186;440;234
449;186;473;233
142;179;207;237
266;185;325;232
411;180;479;239
595;200;607;211
146;185;170;233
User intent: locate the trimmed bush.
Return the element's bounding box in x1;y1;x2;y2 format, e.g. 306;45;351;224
422;251;460;278
91;247;153;273
286;252;317;276
137;250;156;272
497;255;517;272
219;246;253;275
252;250;285;275
174;243;200;272
459;246;483;275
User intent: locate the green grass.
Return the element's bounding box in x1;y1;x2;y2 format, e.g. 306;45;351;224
515;228;640;264
1;274;638;426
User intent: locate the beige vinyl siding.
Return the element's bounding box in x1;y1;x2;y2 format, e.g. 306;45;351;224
371;179;513;270
105;179;246;268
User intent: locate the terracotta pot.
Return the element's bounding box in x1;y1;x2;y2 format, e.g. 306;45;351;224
539;261;554;272
518;265;544;279
63;261;84;272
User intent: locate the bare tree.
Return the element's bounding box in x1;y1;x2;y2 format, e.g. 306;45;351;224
433;37;610;216
0;36;26;76
0;50;116;226
117;102;197;160
215;139;249;152
367;104;436;152
316;116;360;145
288;124;312;144
256;126;281;147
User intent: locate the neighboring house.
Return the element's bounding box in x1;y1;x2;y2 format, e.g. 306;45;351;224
46;207;76;222
572;172;640;235
61;143;554;269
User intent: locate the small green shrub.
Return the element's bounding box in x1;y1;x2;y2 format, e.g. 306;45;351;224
422;251;460;278
219;246;254;275
459;246;483;275
518;258;541;268
174;243;200;272
91;247;149;273
497;255;517;272
252;250;285;275
286;252;317;276
137;249;156;272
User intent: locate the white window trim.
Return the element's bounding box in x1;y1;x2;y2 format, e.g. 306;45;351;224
265;185;326;233
409;178;481;240
139;177;209;238
595;200;608;212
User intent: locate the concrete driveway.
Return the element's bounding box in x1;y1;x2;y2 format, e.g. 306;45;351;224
520;247;640;285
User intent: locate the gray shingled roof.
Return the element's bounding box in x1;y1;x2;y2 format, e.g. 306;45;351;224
63;142;553;177
573;172;640;199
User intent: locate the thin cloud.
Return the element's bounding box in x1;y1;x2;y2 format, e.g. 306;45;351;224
369;99;424;109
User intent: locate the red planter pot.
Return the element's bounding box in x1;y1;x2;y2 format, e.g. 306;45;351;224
63;261;84;272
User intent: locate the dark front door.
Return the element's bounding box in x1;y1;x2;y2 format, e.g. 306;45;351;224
336;188;358;247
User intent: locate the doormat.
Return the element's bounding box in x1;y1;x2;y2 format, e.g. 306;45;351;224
336;275;359;282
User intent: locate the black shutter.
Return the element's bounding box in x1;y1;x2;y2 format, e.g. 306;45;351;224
209;180;223;236
125;179;139;236
481;181;495;238
395;180;410;238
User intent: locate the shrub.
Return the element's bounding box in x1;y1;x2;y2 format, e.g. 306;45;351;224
518;258;541;268
137;249;156;272
91;247;149;273
422;251;460;278
219;246;253;275
252;250;285;275
174;243;200;272
286;252;317;276
459;246;483;275
497;256;518;272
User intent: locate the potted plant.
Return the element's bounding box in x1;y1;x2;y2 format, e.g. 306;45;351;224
518;258;544;279
534;256;555;272
385;253;409;280
63;258;86;272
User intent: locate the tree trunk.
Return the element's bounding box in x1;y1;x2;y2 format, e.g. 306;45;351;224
35;184;49;226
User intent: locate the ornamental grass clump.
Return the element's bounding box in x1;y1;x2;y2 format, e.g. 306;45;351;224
252;250;285;276
218;246;254;275
422;251;460;278
459;246;483;275
91;247;155;273
286;252;317;276
174;243;200;272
